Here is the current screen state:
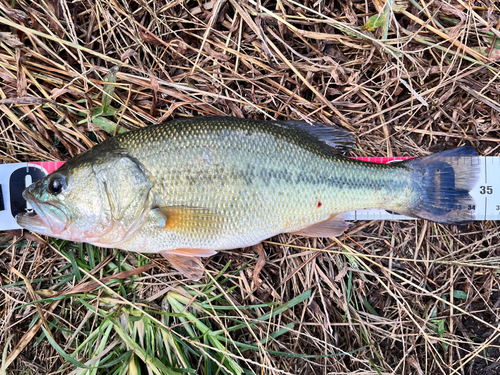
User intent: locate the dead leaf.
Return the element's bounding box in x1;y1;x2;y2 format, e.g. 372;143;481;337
0;97;54;105
0;2;27;22
121;48;136;62
48;15;64;38
226;100;244;118
0;32;24;48
408;356;424;375
334;265;349;282
16;49;27;97
204;43;230;61
148;71;159;118
433;1;466;21
51;88;93;111
252;243;267;289
158;101;193;122
0;66;16;84
139;30;164;46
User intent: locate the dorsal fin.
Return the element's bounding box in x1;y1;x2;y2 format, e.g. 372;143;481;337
275;120;355;153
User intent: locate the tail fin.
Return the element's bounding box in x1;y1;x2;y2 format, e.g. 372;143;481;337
402;146;480;224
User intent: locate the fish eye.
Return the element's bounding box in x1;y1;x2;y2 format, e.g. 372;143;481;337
48;175;66;195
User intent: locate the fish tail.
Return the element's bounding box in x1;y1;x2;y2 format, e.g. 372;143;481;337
401;146;480;224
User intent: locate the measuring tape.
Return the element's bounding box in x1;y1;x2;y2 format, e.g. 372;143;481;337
0;158;498;231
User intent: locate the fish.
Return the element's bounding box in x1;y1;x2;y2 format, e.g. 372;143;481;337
16;116;480;278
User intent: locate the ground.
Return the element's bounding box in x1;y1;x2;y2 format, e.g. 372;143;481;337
0;0;500;374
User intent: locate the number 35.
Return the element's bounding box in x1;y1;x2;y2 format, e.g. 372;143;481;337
480;186;493;195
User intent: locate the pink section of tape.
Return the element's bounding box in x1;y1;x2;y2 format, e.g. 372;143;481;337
29;161;66;174
350;156;414;164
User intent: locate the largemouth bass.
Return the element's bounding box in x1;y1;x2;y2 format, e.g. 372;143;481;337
16;117;480;278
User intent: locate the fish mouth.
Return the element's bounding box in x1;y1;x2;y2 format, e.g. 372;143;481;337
16;190;69;235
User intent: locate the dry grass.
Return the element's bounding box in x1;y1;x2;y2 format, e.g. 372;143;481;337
1;0;500;374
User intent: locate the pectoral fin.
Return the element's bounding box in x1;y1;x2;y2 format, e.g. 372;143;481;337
292;213;349;237
152;206;221;234
160;251;206;279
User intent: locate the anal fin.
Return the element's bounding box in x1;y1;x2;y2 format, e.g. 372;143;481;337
292;213;349;237
160;251;206;280
167;248;217;257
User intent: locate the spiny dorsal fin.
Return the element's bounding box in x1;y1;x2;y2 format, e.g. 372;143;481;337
276;120;355;153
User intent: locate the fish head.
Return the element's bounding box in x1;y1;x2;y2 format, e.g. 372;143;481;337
16;161;113;242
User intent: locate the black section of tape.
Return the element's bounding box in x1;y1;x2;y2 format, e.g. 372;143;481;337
9;166;47;217
0;184;4;211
